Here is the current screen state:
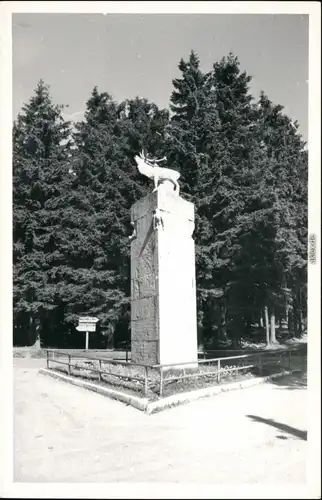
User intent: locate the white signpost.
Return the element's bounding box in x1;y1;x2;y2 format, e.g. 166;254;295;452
76;316;99;350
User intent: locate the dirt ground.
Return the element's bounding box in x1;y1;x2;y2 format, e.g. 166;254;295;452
14;357;307;484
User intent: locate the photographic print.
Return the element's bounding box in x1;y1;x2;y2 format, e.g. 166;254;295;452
0;2;320;499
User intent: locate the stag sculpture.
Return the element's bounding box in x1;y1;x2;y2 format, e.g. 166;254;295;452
134;150;180;195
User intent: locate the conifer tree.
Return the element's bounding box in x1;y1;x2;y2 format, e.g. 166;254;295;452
58;88;169;347
167;51;259;346
13;56;308;350
246;92;308;340
13;80;72;346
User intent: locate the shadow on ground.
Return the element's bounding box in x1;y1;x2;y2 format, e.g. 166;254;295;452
246;414;307;441
269;370;307;390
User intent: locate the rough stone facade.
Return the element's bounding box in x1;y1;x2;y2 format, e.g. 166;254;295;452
130;185;198;366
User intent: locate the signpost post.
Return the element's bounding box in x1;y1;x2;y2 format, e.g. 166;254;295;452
76;316;99;350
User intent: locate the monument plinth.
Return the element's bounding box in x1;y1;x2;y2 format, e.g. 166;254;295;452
130;181;198;367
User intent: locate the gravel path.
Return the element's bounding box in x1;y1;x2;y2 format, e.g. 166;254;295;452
14;358;307;484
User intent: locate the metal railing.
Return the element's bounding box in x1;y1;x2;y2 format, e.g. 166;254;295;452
152;346;306;396
153;354;256;397
45;344;306;398
45;349;152;395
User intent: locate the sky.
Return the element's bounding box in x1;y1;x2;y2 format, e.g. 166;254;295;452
13;13;309;141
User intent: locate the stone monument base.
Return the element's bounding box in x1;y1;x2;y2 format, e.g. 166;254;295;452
130;186;198;367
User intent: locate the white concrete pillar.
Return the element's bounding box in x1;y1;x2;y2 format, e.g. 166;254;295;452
130;184;198;367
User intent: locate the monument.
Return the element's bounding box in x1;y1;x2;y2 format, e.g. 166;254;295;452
130;151;198;367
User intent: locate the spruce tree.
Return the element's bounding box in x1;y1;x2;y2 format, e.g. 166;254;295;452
248;92;308;340
13;80;72;346
167;51;259;347
59;88;169;347
13;59;307;351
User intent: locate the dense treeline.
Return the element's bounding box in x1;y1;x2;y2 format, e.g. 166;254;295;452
13;51;307;349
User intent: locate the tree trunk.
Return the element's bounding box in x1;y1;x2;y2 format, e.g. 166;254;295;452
299;309;303;336
29;315;41;348
285;303;289;324
28;315;35;346
298;288;304;336
299;307;304;334
105;331;114;349
294;303;302;338
219;304;228;343
288;310;295;337
293;296;302;338
270;308;277;344
264;306;270;346
259;315;263;328
34;318;41;349
282;278;289;330
198;325;204;352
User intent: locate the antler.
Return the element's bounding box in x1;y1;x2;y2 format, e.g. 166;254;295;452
153;156;167;163
138;150;167;166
